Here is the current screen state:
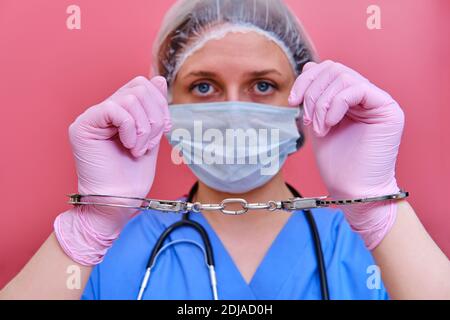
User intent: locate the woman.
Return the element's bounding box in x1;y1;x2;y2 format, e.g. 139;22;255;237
1;0;449;300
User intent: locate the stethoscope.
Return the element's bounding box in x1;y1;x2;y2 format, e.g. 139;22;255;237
137;182;330;300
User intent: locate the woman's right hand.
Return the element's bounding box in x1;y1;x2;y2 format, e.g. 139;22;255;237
71;75;171;205
54;76;172;266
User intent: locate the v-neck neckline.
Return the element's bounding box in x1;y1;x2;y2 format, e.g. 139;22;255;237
189;210;309;299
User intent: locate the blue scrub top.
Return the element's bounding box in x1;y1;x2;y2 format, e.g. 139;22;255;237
82;204;389;300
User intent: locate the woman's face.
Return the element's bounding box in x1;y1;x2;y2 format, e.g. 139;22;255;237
171;31;297;107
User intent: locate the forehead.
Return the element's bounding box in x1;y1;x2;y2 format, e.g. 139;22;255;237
176;31;295;79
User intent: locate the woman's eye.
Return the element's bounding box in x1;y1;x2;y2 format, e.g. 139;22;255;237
253;81;276;95
191;82;214;96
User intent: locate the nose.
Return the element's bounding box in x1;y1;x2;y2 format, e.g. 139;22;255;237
224;83;252;102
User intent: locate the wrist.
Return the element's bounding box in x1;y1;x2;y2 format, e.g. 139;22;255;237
340;184;401;250
53;206;122;266
343;200;398;251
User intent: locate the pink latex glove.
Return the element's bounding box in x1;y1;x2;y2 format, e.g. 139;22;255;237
289;60;405;250
54;76;172;266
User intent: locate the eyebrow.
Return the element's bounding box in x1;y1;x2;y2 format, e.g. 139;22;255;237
182;69;283;79
248;69;283;77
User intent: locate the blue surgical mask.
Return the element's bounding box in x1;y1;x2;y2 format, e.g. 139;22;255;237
166;101;302;194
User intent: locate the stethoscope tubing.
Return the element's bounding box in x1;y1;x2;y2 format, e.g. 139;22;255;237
138;182;329;300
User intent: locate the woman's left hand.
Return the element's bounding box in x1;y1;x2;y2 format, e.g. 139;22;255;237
288;60;406;249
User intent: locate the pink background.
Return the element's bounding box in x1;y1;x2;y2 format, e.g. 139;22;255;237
0;0;449;288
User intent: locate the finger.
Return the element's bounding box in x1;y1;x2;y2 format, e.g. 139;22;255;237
123;76;172;134
144;78;172;135
113;94;152;158
302;61;317;72
149;76;172;133
303;63;344;126
150;76;168;98
119;76;168;119
313;72;361;136
325;83;370;127
313;104;330;137
88;101;138;149
120;75;168;99
126;80;171;152
121;86;168;154
303;95;313;126
119;77;172;154
288;60;334;106
117;75;151;91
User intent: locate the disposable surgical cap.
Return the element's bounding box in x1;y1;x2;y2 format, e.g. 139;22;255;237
152;0;318;89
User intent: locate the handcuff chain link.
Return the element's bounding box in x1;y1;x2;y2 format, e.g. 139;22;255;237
68;191;409;216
